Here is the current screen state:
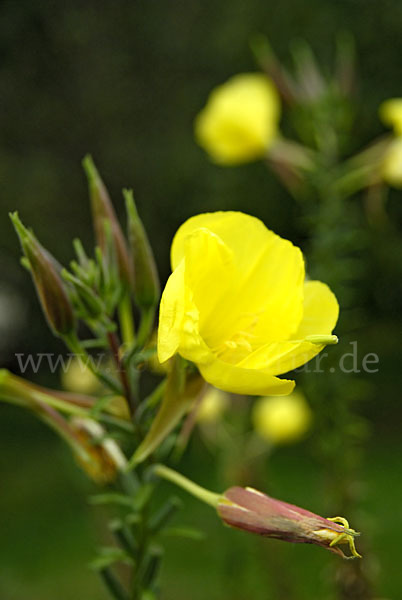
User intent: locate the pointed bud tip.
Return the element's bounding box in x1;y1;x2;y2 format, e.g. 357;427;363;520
82;154;99;184
123;188;138;217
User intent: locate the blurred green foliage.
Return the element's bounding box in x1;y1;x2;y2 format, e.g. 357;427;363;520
1;1;402;598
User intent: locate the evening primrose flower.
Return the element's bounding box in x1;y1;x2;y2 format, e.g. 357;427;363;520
158;212;339;396
252;391;312;444
195;73;280;165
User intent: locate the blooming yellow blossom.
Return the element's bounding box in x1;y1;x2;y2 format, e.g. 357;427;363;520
252;390;312;444
379;98;402;136
195;74;280;165
157;212;338;396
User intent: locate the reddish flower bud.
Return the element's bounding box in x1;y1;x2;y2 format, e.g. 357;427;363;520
83;155;133;287
10;212;75;336
125;189;160;310
217;486;361;559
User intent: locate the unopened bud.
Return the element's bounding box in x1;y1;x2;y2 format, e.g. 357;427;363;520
71;417;127;484
124;189;160;309
10;212;75;336
217;486;361;559
82;155;132;287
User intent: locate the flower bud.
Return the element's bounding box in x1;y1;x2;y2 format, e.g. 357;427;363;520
217;486;361;559
124;189;160;309
10;212;75;336
70;417;127;484
82;155;132;287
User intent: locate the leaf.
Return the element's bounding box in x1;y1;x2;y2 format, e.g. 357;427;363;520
89;492;135;508
89;547;134;571
130;358;204;466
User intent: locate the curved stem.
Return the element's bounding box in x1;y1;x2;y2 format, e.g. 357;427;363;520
153;464;221;508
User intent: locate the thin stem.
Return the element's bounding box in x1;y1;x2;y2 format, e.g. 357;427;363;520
99;567;130;600
118;292;135;347
136;307;155;350
153;464;221;508
107;331;135;416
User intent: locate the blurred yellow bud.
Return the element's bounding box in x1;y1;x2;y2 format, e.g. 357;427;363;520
195;73;280;165
379;98;402;135
382;137;402;188
61;357;100;394
197;386;229;424
252;391;312;444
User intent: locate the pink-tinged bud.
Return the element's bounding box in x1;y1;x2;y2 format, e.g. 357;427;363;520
10;212;75;336
82;155;133;287
124;189;160;310
217;486;361;559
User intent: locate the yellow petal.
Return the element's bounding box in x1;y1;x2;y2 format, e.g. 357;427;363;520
171;212;269;272
237;339;316;374
293;280;339;339
182;227;235;344
172;212;304;344
237;280;339;375
199;357;295;396
157;260;187;363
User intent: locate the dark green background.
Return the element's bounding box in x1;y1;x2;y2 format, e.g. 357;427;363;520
1;1;402;598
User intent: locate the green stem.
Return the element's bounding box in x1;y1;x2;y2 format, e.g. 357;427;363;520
136;307;156;350
99;567;130;600
153;464;221;508
118;292;135;348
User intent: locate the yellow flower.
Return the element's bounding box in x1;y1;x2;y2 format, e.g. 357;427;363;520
378;99;402;187
379;98;402;136
195;73;280;165
252;390;312;444
157;212;339;396
197;386;230;423
61;357;100;394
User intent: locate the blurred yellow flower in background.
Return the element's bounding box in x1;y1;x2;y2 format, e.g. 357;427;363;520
158;212;339;396
252;390;312;444
381;137;402;188
61;357;100;394
197;386;230;424
379;98;402;187
379;98;402;135
195;73;280;165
